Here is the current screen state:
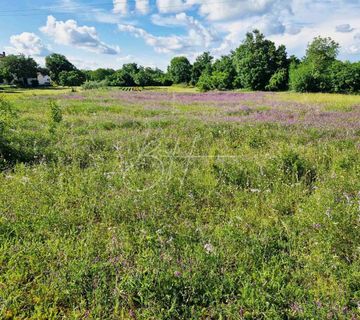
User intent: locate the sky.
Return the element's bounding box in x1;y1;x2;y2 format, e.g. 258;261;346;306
0;0;360;70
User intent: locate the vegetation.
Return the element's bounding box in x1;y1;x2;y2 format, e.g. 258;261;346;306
1;30;360;93
0;55;38;87
168;56;192;84
0;88;359;318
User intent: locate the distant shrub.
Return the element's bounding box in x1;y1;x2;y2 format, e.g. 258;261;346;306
59;70;86;87
329;61;360;93
289;63;318;92
197;71;229;92
197;73;213;92
82;80;109;90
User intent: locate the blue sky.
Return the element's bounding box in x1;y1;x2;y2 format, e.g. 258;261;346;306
1;0;360;70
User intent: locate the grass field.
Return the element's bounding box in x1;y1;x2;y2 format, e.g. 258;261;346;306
0;87;359;319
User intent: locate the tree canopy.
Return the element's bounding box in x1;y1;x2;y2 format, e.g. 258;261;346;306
45;54;76;84
168;57;192;84
0;55;38;87
1;31;359;94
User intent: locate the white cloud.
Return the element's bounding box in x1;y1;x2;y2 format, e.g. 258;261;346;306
119;13;219;54
136;0;150;14
40;16;120;55
156;0;193;14
196;0;292;21
113;0;127;15
336;24;354;33
6;32;50;56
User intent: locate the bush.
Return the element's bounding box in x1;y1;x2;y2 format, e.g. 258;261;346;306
330;61;360;93
197;73;213;92
59;70;86;87
49;101;62;134
197;72;229;92
82;80;109;90
289;63;321;92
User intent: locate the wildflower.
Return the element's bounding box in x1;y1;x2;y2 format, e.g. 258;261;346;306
174;271;182;277
204;243;214;254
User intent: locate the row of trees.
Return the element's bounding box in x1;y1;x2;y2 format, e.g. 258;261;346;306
167;31;360;93
1;30;359;93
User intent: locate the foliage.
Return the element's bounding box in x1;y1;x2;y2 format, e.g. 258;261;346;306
0;96;16;137
0;89;359;318
213;55;238;89
48;100;62;135
45;53;76;84
289;63;319;92
233;30;289;90
0;54;38;87
58;70;86;87
266;68;289;91
168;56;192;84
85;68;116;82
305;36;339;67
190;52;213;85
290;37;340;93
197;71;229;92
329;61;360;93
133;68;150;87
82;80;109;90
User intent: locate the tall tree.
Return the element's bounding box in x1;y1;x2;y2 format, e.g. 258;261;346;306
88;68;115;81
45;53;75;84
290;36;340;92
190;52;213;85
168;57;192;84
0;55;38;87
305;36;339;67
58;70;86;87
233;30;288;90
213;55;237;89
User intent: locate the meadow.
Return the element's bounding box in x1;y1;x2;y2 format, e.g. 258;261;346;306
0;87;359;319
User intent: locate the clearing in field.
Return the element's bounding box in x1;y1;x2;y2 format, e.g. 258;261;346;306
0;88;359;319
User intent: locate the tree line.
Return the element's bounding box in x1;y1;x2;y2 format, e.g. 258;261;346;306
1;30;360;93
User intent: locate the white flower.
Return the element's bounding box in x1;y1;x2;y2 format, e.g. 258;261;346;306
204;243;214;254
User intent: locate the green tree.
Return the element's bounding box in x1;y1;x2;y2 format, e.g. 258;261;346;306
134;67;153;87
45;53;75;84
233;30;288;90
330;61;360;93
290;37;340;92
305;36;339;67
266;68;289;91
197;71;229;92
0;55;38;87
190;52;213;85
213;55;238;89
168;57;192;84
88;68;115;81
58;70;86;87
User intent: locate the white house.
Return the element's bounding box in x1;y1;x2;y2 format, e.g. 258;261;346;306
27;73;51;86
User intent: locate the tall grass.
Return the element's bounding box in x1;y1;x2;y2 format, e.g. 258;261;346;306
0;89;359;319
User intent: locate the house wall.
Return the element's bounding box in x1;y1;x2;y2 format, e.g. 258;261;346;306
38;74;51;86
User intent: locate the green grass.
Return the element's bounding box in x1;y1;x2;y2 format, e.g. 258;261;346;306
278;92;360;111
0;89;359;319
